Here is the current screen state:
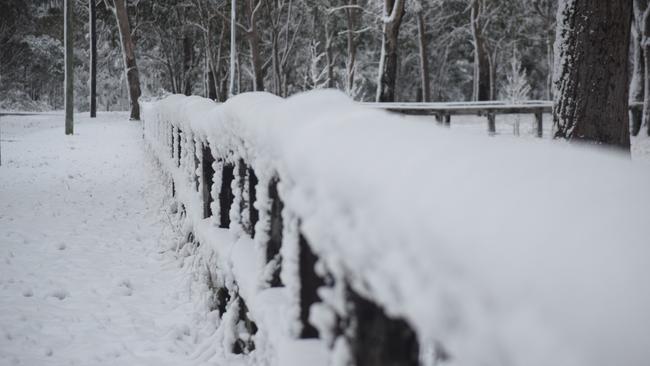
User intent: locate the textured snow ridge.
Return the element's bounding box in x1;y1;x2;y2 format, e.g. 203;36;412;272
143;90;650;366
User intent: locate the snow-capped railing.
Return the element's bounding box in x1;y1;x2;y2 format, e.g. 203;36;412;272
364;100;552;136
143;91;650;366
366;101;646;137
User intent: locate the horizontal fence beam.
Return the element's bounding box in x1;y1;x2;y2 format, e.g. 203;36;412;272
363;101;644;116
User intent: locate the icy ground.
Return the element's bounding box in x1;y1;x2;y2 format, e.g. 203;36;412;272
0;113;201;365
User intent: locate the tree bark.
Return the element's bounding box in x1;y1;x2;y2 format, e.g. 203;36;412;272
325;20;335;89
637;0;650;136
182;34;193;96
64;0;73;134
229;0;236;97
470;0;490;101
89;0;97;118
345;0;358;95
113;0;141;120
630;2;645;136
546;38;554;100
246;0;264;92
416;9;430;102
376;0;405;102
553;0;632;150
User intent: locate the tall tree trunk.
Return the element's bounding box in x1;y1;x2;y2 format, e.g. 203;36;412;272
631;0;646;136
113;0;141;120
229;0;236;98
182;34;193;96
246;0;264;92
271;33;281;94
89;0;97;118
345;0;358;95
553;0;632;150
64;0;73;135
488;48;498;100
546;38;554;100
470;0;490;101
416;9;430;102
376;0;405;102
214;23;227;101
207;69;217;100
325;21;335;89
638;1;650;136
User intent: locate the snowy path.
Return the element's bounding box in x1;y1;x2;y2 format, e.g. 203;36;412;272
0;113;199;365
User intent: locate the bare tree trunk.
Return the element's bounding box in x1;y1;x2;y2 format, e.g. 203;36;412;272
631;0;646;136
229;0;236;98
214;23;226;101
488;47;498;100
182;34;193;96
325;20;334;89
271;33;281;93
113;0;141;120
345;0;358;95
207;69;217;100
546;38;554;100
416;9;430;102
246;0;264;91
89;0;97;118
376;0;405;102
470;0;490;101
65;0;73;134
638;1;650;136
553;0;632;150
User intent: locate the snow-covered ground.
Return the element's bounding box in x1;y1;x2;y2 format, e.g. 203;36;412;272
2;107;650;366
0;113;204;365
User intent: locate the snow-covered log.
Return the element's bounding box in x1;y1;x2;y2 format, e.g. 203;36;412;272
143;90;650;366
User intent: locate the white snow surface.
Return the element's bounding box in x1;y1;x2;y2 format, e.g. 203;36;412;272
2;91;650;366
145;90;650;366
0;113;219;365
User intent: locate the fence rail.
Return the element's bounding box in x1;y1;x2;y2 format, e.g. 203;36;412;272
364;101;644;137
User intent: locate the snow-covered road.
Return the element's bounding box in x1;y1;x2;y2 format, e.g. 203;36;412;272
0;113;199;365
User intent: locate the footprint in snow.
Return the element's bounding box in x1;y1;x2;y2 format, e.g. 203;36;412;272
47;289;69;300
22;289;33;297
57;243;66;250
116;279;133;296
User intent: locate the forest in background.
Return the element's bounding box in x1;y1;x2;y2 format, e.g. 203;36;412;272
0;0;555;112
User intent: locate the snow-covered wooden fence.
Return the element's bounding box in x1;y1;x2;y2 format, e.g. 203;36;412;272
143;90;650;366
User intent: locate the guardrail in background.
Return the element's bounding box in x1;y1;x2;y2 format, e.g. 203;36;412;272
364;101;645;137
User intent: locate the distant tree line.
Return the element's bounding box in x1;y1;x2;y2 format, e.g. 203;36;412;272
1;0;557;110
1;0;646;146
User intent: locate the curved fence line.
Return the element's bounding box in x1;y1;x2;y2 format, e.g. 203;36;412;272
143;90;650;366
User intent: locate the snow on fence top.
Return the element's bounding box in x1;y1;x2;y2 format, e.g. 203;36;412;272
143;90;650;366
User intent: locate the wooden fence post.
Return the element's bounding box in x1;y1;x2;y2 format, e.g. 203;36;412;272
535;111;543;138
201;145;215;219
298;233;325;339
219;162;235;228
266;177;283;287
487;113;496;135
